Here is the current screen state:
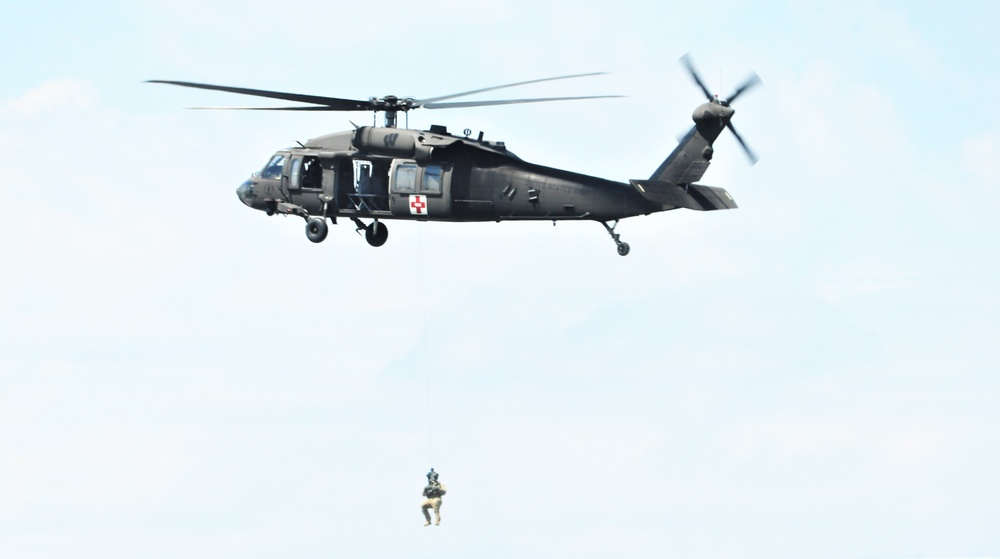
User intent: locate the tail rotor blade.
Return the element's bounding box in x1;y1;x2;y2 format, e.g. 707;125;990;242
680;54;713;101
725;72;762;105
680;55;761;165
727;122;758;165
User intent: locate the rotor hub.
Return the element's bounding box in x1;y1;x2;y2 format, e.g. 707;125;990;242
369;96;420;112
692;102;734;124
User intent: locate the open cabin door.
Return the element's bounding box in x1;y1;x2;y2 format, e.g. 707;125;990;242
319;159;335;216
335;157;391;214
388;161;452;219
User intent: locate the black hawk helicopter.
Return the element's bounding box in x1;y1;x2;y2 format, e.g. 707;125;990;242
150;56;759;256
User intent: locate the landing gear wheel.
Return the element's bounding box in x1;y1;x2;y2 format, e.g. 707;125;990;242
365;221;388;247
265;201;277;216
305;217;328;243
600;220;631;257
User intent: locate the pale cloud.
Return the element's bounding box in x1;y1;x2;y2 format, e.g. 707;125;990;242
727;414;860;460
813;256;926;303
865;6;945;77
961;131;1000;192
913;129;1000;234
0;451;40;510
2;78;99;116
892;429;945;461
73;428;187;502
730;415;948;463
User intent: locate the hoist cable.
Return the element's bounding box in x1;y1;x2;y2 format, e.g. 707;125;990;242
417;224;434;467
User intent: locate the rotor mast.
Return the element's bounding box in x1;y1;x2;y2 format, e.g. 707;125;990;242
371;95;417;128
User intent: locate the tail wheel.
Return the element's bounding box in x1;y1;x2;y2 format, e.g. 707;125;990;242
601;221;631;256
365;221;388;247
305;217;329;243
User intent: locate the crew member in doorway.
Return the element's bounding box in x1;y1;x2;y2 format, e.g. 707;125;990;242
421;469;446;526
302;156;322;189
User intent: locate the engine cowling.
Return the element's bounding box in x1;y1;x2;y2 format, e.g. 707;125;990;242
353;127;451;163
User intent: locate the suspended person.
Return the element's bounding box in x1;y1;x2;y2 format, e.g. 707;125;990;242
421;469;446;526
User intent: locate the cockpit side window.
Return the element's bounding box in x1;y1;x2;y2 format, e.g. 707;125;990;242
289;158;301;188
261;155;285;180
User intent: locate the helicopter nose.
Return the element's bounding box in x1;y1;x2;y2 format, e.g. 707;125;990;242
237;179;254;207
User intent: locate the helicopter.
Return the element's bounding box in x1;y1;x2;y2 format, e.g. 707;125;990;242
149;56;759;256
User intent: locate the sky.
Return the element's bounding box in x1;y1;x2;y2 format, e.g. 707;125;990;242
2;1;999;558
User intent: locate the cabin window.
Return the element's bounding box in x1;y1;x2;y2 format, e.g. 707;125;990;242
394;163;418;192
422;165;442;193
261;155;285;180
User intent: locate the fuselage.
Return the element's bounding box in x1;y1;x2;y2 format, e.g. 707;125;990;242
236;125;655;225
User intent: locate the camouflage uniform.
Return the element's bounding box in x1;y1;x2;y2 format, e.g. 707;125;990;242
421;482;446;526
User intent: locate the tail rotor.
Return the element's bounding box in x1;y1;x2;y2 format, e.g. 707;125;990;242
680;54;761;164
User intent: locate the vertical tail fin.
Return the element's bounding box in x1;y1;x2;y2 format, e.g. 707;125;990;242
649;124;718;185
650;95;733;184
650;55;761;184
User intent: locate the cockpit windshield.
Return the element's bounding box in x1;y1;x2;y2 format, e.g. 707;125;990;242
261;154;285;180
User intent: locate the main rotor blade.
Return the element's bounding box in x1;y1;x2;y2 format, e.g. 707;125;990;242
188;106;351;111
726;122;758;165
422;95;624;110
415;72;609;105
146;80;373;111
725;72;762;105
680;54;713;101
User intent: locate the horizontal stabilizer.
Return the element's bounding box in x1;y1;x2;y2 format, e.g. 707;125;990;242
630;180;738;211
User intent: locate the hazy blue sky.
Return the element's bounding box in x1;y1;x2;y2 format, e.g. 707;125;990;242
2;1;999;558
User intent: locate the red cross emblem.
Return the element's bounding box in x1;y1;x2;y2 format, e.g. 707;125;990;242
409;195;428;215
